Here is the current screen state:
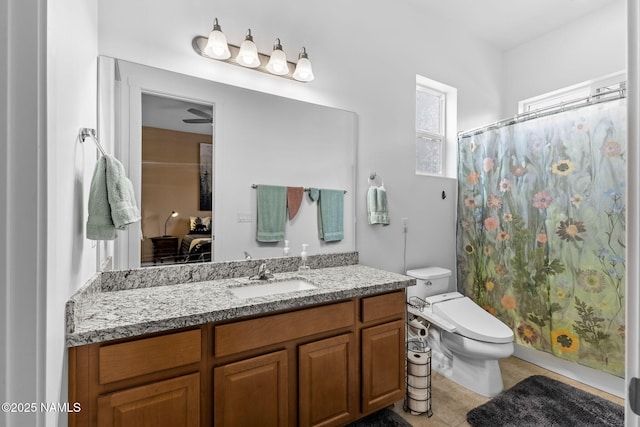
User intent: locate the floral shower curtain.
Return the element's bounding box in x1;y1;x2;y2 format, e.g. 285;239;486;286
456;98;626;377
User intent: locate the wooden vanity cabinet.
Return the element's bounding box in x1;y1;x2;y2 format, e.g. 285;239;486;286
212;300;356;427
298;333;357;427
213;350;289;427
360;291;406;413
96;373;200;427
69;329;206;427
69;290;405;427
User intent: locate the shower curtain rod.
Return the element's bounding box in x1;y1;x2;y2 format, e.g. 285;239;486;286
458;86;627;139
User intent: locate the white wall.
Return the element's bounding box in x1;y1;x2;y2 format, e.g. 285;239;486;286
46;0;99;426
3;5;98;427
98;0;505;277
1;0;48;426
504;0;626;116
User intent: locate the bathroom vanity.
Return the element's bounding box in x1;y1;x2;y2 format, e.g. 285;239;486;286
66;253;413;426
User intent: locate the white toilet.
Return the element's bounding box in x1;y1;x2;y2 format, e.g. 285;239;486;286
406;267;514;397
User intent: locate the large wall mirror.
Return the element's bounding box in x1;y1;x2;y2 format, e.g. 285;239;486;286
98;56;357;270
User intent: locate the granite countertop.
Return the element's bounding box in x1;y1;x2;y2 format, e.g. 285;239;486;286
66;263;414;348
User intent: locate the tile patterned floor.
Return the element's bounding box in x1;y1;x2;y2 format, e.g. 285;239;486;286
391;356;624;426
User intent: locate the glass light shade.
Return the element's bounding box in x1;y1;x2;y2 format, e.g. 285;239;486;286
203;18;231;60
293;50;314;82
236;30;260;68
266;40;288;75
204;30;231;59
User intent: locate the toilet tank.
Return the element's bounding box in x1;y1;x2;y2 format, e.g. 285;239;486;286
406;267;452;300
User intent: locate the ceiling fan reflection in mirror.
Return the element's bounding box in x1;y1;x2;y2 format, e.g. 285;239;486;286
183;108;213;124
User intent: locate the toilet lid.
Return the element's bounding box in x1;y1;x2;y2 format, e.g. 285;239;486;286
433;297;514;343
406;267;451;280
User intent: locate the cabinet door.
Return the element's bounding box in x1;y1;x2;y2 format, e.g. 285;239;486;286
213;350;288;427
299;333;356;427
97;372;199;427
361;320;405;413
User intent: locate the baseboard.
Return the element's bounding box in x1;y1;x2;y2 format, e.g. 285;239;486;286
513;344;624;398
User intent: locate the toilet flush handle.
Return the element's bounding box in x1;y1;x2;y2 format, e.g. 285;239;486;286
426;280;432;286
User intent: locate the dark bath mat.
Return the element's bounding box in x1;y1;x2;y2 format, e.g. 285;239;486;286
467;374;624;427
345;408;411;427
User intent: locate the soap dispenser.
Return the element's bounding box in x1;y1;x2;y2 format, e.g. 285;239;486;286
283;240;290;256
299;244;310;271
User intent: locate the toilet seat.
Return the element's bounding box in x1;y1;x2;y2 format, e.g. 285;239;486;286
432;295;513;344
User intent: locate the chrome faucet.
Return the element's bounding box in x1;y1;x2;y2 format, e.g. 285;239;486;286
250;262;274;280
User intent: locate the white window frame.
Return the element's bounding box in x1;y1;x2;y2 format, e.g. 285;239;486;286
415;75;458;179
519;71;626;114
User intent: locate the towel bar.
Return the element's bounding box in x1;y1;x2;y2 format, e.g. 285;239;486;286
79;127;107;156
251;184;346;194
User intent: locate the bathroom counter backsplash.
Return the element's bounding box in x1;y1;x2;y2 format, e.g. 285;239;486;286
66;252;415;347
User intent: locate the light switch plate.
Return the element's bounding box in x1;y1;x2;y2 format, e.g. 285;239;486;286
237;212;252;223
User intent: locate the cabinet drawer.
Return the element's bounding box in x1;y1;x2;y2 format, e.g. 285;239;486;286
361;291;405;323
215;301;355;357
99;329;201;384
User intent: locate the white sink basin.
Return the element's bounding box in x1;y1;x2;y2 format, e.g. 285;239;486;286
230;279;317;299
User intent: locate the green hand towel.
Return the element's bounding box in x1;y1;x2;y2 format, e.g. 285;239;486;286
86;155;141;241
104;155;141;229
256;185;287;242
86;156;117;240
308;187;320;202
318;189;344;242
367;185;390;225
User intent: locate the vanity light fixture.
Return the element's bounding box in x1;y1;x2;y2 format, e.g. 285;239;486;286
164;211;179;237
203;18;231;60
236;29;261;68
191;19;314;82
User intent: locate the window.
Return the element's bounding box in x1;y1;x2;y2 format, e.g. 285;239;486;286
519;71;626;114
415;86;445;176
415;76;456;178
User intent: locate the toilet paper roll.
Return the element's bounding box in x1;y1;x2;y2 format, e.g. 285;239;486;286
408;361;429;376
409;318;428;337
408;397;430;413
408;350;429;365
408;387;430;400
408;384;430;397
407;363;429;377
407;374;429;388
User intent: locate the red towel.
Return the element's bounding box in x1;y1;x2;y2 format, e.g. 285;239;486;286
287;187;304;220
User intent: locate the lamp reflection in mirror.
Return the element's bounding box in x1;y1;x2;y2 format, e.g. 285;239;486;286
266;38;289;75
164;211;179;237
236;29;261;68
293;47;314;82
203;18;231;60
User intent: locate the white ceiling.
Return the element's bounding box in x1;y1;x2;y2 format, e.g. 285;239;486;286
142;93;214;135
405;0;622;50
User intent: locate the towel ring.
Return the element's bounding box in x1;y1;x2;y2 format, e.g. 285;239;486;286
368;172;384;187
